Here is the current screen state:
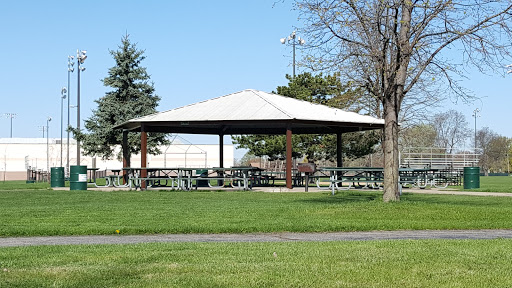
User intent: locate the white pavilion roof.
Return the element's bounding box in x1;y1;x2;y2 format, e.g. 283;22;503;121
133;89;383;124
116;89;384;135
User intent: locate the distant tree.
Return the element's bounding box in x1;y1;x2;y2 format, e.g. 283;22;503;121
508;142;512;175
399;124;437;151
232;73;380;162
431;110;470;153
476;127;498;175
238;152;259;167
486;136;511;173
71;35;168;161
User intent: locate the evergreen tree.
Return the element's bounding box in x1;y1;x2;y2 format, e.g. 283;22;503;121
71;35;167;161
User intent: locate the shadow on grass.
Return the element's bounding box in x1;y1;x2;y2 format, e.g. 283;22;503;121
302;190;512;208
302;191;381;204
400;192;510;207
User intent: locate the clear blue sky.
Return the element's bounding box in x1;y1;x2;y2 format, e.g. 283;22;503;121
0;1;510;148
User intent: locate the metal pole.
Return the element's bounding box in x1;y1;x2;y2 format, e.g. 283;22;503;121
280;32;304;79
292;40;295;78
60;95;63;167
473;108;479;150
10;116;13;138
474;113;477;149
77;50;81;165
47;119;50;174
67;56;72;176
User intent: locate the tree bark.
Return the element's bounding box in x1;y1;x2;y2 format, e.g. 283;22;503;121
382;98;400;202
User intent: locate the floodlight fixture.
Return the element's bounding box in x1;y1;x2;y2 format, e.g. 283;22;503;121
472;108;480;150
76;49;87;164
66;55;75;176
5;113;16;138
279;30;306;77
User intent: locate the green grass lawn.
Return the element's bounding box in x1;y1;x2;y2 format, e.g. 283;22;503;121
2;180;512;287
453;175;512;193
2;239;512;287
2;182;512;236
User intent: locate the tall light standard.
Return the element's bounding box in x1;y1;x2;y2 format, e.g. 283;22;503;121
472;108;480;149
280;31;305;78
39;126;47;138
67;55;74;175
4;113;16;138
46;117;52;173
60;87;67;168
76;50;87;165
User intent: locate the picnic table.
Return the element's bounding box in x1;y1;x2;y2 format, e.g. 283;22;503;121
117;166;263;191
318;167;448;195
87;168;100;184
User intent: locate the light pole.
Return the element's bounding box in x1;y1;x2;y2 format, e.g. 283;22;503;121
472;108;480;150
76;49;87;165
4;113;16;138
280;31;305;78
46;117;52;173
39;126;46;137
60;87;67;168
67;55;74;175
506;64;512;74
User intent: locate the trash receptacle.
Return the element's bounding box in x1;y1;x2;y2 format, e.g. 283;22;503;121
463;167;480;189
70;165;88;190
196;169;209;187
50;167;65;187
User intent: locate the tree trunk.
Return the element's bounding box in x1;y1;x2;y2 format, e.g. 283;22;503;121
382;98;400;202
382;2;412;202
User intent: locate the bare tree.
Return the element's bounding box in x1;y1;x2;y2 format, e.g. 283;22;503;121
475;127;503;175
431;110;470;153
399;123;437;151
296;0;512;201
487;136;511;173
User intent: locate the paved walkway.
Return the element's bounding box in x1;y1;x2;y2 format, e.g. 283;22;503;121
2;230;512;247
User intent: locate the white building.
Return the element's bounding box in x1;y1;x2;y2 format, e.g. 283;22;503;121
0;138;234;180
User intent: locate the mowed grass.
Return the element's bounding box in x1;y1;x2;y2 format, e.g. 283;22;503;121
2;182;512;236
454;175;512;193
2;239;512;287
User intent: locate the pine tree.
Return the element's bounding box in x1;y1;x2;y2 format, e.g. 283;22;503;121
72;35;167;161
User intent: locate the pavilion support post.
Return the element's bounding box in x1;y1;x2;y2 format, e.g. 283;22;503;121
219;134;224;168
336;132;343;167
141;125;147;190
286;125;293;189
336;132;343;183
122;130;130;184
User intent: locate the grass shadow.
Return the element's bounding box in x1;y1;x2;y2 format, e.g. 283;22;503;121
301;190;381;204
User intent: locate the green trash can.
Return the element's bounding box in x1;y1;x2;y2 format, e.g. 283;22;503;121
463;167;480;189
50;167;65;187
70;165;88;190
196;169;209;187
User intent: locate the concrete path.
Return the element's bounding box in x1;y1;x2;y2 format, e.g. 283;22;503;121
2;229;512;247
